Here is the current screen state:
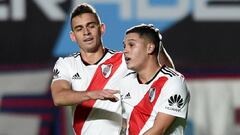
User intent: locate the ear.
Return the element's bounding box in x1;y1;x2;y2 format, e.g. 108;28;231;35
69;31;76;42
100;23;106;34
147;43;155;54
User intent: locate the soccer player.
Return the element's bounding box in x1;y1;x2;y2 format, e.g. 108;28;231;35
121;24;190;135
51;3;174;135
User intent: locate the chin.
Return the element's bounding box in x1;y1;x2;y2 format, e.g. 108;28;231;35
127;65;135;71
126;65;131;70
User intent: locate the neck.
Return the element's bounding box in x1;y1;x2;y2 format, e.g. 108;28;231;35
80;46;105;65
137;58;161;84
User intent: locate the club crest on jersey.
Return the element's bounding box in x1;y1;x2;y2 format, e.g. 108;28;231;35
101;64;113;78
149;88;156;103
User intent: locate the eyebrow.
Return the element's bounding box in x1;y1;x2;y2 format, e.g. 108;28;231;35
73;22;98;30
126;38;137;42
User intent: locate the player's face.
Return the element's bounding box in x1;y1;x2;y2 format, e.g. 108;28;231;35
70;13;104;53
123;33;149;71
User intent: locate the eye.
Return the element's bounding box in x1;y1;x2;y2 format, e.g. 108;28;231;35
129;42;134;47
76;28;82;32
74;26;83;32
88;23;97;29
123;42;126;49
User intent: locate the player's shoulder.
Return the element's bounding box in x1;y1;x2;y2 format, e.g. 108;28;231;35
68;52;80;58
58;52;80;59
55;52;80;64
105;48;122;55
106;48;117;54
158;66;188;96
159;65;185;81
105;48;124;62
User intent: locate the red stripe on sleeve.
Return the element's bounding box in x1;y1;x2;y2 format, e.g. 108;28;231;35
73;53;123;135
128;77;168;135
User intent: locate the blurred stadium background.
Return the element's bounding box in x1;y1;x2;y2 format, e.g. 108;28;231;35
0;0;240;135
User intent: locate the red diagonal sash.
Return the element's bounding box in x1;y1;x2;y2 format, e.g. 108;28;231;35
73;53;123;135
128;77;168;135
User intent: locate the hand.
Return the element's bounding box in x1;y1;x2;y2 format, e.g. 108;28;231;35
87;89;120;102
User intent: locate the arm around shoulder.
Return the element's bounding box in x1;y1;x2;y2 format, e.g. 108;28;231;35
51;80;120;106
51;80;91;106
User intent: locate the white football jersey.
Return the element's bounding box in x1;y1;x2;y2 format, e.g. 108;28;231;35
52;49;128;135
120;66;190;135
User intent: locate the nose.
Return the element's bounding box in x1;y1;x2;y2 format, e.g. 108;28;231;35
123;46;128;54
83;27;90;35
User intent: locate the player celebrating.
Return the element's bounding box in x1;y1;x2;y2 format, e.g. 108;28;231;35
121;24;190;135
51;3;174;135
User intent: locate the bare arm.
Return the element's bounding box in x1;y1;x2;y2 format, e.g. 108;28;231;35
120;118;127;135
159;44;175;69
51;80;119;106
143;112;176;135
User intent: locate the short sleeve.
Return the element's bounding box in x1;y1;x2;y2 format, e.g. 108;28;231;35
157;76;190;119
52;57;71;83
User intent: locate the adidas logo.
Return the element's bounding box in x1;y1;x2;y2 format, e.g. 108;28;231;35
168;94;184;108
53;69;60;79
72;73;81;79
124;92;131;99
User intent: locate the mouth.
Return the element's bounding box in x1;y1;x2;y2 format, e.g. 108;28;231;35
125;57;131;63
83;37;94;43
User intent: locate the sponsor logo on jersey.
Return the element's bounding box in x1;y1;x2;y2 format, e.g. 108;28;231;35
72;73;81;80
149;88;156;103
101;64;113;78
53;69;60;79
165;94;184;112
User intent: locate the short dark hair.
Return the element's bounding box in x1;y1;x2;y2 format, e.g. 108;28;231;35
70;3;101;29
126;24;162;54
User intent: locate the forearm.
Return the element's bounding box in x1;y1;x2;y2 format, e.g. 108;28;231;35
51;80;92;106
143;127;165;135
52;89;91;106
120;118;127;135
51;80;119;106
143;112;176;135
